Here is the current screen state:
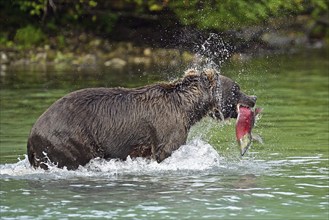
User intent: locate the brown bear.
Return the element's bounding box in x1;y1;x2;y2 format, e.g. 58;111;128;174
27;69;257;170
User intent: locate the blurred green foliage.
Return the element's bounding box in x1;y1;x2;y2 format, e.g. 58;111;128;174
0;0;327;47
169;0;328;30
14;25;45;48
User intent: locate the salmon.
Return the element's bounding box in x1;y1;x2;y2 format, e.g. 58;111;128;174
236;105;263;156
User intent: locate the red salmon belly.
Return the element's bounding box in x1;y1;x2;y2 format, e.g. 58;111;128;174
236;106;253;140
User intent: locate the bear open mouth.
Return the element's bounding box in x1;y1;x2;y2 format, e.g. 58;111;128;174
232;103;251;119
237;103;252;111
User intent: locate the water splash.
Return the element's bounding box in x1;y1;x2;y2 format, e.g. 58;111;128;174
0;139;269;180
190;33;233;71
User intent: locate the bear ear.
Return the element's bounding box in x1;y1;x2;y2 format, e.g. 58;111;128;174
202;69;219;86
203;69;215;81
184;69;199;77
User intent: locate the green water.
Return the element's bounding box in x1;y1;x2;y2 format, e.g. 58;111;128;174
0;49;328;219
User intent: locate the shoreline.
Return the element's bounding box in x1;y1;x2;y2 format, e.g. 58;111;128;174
1;21;327;75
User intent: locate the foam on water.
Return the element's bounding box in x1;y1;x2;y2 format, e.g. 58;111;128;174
0;138;269;180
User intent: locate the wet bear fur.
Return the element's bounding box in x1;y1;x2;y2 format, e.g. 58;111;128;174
27;69;257;170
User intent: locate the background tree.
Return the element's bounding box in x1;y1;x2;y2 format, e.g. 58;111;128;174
0;0;327;48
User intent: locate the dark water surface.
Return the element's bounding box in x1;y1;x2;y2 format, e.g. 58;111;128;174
0;50;328;219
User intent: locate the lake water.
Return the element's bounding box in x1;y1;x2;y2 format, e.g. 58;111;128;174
0;49;328;219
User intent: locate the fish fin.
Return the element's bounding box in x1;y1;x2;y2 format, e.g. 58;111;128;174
254;108;263;123
255;108;263;116
251;133;263;144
